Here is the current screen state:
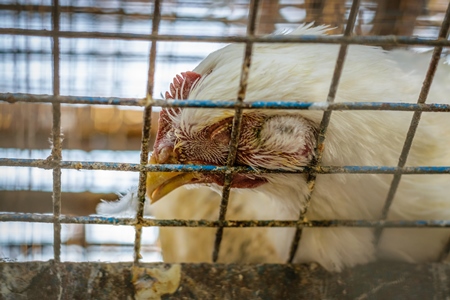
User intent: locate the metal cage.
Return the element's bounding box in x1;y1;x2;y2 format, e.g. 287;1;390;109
1;0;450;298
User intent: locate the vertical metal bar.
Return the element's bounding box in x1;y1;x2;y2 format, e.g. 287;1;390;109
68;1;74;95
133;0;161;265
13;0;19;93
13;0;23;150
374;2;450;245
26;0;34;190
287;0;361;263
212;0;261;263
51;0;62;263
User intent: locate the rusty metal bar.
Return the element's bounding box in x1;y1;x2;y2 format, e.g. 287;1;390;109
212;0;260;263
133;0;161;265
1;158;450;175
288;0;362;263
0;3;251;24
0;50;203;62
1;28;450;47
1;213;450;228
2;93;450;111
0;241;160;248
50;0;62;264
1;261;450;299
0;2;317;21
374;2;450;247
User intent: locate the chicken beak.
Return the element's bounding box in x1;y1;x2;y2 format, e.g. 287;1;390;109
147;172;199;203
146;152;203;203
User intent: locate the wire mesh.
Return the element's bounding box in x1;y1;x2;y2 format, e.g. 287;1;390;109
374;2;450;246
287;0;362;263
1;0;450;267
133;0;161;265
212;0;261;263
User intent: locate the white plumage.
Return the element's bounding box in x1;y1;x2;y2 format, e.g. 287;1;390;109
97;25;450;272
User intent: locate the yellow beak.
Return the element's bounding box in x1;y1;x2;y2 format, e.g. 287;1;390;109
146;153;202;203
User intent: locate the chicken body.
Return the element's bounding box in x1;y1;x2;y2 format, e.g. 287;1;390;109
98;25;450;272
151;187;283;264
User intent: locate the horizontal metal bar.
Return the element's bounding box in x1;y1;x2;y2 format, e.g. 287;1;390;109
1;158;450;174
0;2;353;18
2;93;450;112
0;242;159;248
0;4;220;20
1;261;450;299
1;28;449;47
0;50;204;62
0;93;144;106
0;213;449;228
0;3;251;24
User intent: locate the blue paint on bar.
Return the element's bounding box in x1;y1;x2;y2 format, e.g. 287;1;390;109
1;158;450;174
166;100;315;109
2;93;450;111
332;166;450;174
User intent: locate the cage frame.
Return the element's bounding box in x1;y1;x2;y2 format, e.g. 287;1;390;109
1;0;450;298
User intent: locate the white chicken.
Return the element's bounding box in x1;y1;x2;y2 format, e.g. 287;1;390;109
98;24;450;272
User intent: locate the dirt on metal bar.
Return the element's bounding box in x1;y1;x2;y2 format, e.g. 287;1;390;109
1;261;450;299
2;93;450;111
1;27;450;47
288;0;361;263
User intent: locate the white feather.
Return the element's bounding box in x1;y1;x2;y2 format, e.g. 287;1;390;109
96;188;152;217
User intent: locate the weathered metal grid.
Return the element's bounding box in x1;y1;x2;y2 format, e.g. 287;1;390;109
50;0;62;264
0;0;449;267
133;0;161;265
2;261;450;300
374;2;450;248
287;0;362;262
1;27;450;46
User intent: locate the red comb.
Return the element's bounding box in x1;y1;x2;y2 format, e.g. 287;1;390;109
165;71;201;100
155;71;202;151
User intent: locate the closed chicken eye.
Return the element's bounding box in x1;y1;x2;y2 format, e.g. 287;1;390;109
210;125;231;144
205;117;233;144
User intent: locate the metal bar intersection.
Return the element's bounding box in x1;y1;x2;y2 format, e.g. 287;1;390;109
1;0;450;265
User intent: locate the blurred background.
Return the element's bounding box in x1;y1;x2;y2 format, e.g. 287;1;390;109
0;0;449;263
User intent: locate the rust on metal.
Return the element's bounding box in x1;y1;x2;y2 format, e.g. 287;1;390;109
2;212;450;228
1;27;450;47
287;0;362;263
1;261;450;299
134;0;162;265
1;158;450;177
213;0;261;263
374;1;450;246
3;93;450;112
51;0;62;263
